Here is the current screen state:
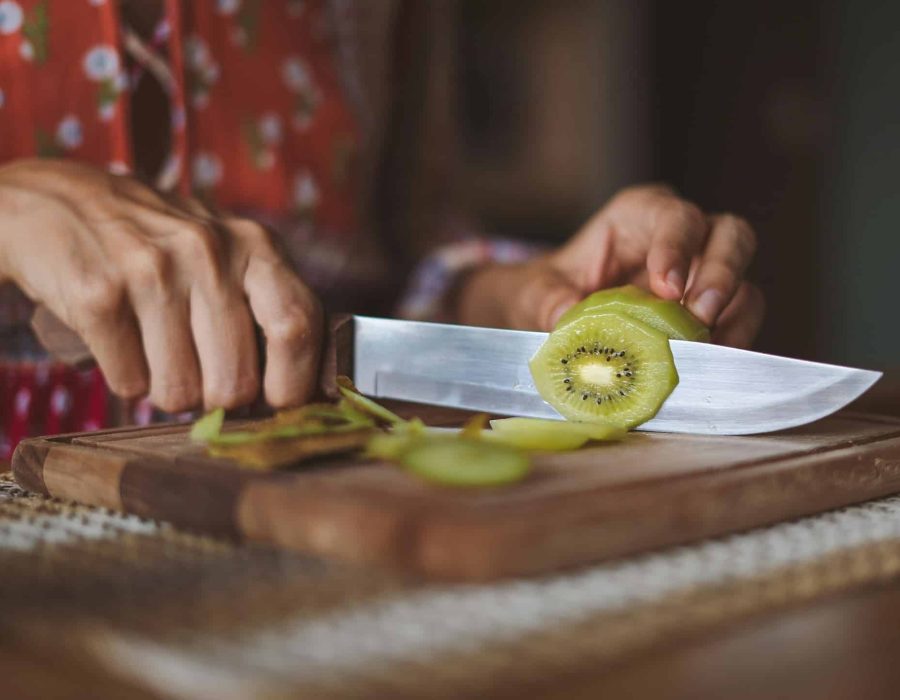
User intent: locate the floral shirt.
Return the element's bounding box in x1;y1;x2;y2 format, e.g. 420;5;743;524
0;0;534;458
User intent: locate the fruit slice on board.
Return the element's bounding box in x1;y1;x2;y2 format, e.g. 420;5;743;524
486;417;625;451
400;437;531;487
555;284;709;341
530;311;678;429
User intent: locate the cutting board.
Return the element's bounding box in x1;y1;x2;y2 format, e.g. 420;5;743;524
12;409;900;581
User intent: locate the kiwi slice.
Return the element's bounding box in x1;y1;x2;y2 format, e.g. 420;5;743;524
400;438;530;487
555;284;709;341
190;407;225;441
530;311;678;428
486;417;625;451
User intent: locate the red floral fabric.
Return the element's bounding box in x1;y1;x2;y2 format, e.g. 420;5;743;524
0;0;361;457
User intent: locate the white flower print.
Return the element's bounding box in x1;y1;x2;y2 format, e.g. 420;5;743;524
192;153;223;189
293;170;319;212
83;45;120;81
50;386;71;415
0;1;23;35
88;0;107;6
55;115;83;150
204;62;220;84
171;106;186;131
282;56;313;93
98;101;116;122
258;112;282;145
113;71;128;92
216;0;241;15
184;35;211;70
18;38;33;61
14;387;31;416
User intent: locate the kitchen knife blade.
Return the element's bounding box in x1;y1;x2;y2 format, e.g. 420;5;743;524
351;316;882;435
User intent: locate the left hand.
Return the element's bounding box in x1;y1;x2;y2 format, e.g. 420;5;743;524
457;184;765;348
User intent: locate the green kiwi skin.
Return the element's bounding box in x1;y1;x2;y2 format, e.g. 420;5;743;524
555;284;709;341
530;311;679;429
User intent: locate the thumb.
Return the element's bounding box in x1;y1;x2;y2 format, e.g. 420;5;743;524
520;265;583;332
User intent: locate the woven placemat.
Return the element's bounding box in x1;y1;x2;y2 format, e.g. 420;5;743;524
5;471;900;699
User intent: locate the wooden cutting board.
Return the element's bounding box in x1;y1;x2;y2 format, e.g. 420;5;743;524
12;409;900;581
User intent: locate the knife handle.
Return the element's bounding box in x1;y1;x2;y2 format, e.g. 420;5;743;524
30;304;354;401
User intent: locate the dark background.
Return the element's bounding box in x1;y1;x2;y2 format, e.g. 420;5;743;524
457;0;900;368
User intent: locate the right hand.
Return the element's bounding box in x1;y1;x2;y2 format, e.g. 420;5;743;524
0;159;322;412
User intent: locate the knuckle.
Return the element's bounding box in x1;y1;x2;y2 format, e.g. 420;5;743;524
722;214;757;254
125;244;172;295
152;382;201;413
180;221;223;275
662;199;706;234
206;375;259;410
108;376;148;400
72;276;123;325
232;218;279;251
267;308;315;346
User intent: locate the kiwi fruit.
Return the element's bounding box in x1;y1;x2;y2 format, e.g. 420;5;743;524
486;417;625;451
530;311;678;428
190;407;225;441
400;437;530;487
555;284;709;341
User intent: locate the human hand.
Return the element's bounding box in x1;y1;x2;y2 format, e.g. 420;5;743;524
0;159;322;411
458;184;764;348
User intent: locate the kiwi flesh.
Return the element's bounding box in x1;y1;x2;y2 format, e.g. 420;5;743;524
555;284;709;341
530;311;678;429
400;437;530;487
486;417;625;451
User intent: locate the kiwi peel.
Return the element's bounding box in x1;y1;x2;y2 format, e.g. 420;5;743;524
530;311;678;429
556;284;709;341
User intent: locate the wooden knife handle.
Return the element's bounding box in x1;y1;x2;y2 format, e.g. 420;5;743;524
30;305;355;400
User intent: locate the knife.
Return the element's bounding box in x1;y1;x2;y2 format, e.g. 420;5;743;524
342;315;882;436
31;307;882;436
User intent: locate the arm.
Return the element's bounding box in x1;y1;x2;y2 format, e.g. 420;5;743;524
0;158;321;411
455;185;765;347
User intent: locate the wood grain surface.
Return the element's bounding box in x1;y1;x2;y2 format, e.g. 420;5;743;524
13;410;900;581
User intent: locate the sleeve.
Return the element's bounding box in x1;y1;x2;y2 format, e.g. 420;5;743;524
396;232;544;322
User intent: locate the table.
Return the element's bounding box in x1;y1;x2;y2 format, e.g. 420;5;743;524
1;371;899;699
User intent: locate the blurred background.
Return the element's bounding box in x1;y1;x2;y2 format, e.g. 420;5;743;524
456;0;900;368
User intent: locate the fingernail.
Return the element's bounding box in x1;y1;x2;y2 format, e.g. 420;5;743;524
666;269;685;295
691;289;723;324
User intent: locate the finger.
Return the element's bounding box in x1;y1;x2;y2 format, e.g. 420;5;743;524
685;214;757;326
711;282;765;349
645;197;710;300
65;280;149;399
123;241;204;412
243;252;322;408
179;222;260;410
